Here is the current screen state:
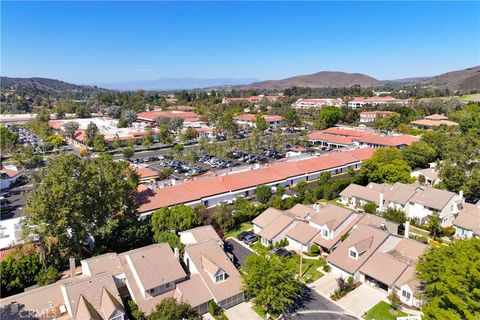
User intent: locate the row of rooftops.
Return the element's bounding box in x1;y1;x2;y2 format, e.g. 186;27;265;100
234;113;283;123
137;148;374;213
410;113;459;127
307;127;420;148
1;225;242;319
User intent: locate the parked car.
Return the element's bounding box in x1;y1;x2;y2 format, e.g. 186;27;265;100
270;247;292;258
237;231;253;241
243;234;258;245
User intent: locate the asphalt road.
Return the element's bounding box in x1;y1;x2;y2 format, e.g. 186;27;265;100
225;238;254;267
1;177;33;220
283;289;356;320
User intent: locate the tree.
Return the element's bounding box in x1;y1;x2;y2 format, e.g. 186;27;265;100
315;106;343;130
142;132;154;148
0;126;18;156
122;110;137;127
255;114;269;131
387;291;402;310
64;121;80;140
283;109;300;128
155;117;170;127
149;298;200;320
153;230;183;250
212;204;235;232
112;136;121;150
373;114;401;134
401;141;437;169
158;125;172;144
359;148;414;184
427;212;443;238
106;106;122;119
383;207;407;224
168;117;184;133
85;122;99;147
35;265;60;286
363;202;377;214
151;205;201;236
46;135;65;149
93;134;108;152
255;185;272;204
23;154;139;259
416;238;480;319
243;253;304;314
182;127;198;142
122;147;134;159
0;252;42;297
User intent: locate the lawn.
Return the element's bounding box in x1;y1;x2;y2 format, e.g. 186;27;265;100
364;301;408;320
292;255;325;282
224;222;253;239
460;93;480;102
251;304;278;319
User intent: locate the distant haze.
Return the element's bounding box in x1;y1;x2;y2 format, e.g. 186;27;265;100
97;78;260;91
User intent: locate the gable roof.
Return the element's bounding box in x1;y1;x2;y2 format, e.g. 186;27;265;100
179;225;222;245
286;203;317;219
252;207;284;228
173;274;213;308
286;221;320;245
185;240;243;302
258;214;295;241
408;186;457;210
340;183;382;205
454;202;480;235
327;224;389;274
309;204;355;231
201;255;223;276
359;252;409;286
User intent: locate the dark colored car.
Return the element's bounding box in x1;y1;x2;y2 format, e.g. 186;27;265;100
224;241;234;252
243;234;258;245
271;247;292;258
237;231;252;241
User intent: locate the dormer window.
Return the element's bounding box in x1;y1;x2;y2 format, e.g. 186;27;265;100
349;249;357;259
215;272;225;283
322;229;329;238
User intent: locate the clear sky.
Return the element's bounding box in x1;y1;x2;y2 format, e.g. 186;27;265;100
1;1;479;85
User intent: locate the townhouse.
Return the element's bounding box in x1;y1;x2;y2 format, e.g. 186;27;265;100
410;114;459;129
1;239;244;318
222;95;282;104
347;96;409;109
411;167;441;186
234;114;283;130
453;201;480;239
307;127;419;150
137;148;374;216
340;182;464;226
292;98;344;109
359;111;397;123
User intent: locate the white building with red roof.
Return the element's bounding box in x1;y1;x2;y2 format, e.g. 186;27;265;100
359;111;398;123
348;96;409;109
0;165;23;190
234;114;283;130
292;98;344;109
222;95;282;104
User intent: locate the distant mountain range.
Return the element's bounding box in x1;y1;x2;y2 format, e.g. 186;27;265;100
97;78;260;90
2;66;479;91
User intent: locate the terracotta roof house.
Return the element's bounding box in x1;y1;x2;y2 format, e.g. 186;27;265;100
179;225;223;247
234;114;283;130
326;224;390;281
410;114;458;128
359;111;397;123
134;166;159;182
0;273;126;320
454;202;480;239
348;96;409;109
183;240;244;310
138;148;374;216
292;98;344;109
0;165;23;190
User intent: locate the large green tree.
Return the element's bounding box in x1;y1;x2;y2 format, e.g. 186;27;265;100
243;253;304;314
315;106;343;130
149;298;200;320
23;154;139;259
151;205;201;236
0;126;18;156
401;141;437;169
416;238;480;320
359;148;414;184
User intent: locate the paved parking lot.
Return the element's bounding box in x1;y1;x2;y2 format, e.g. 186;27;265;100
225;238;254;267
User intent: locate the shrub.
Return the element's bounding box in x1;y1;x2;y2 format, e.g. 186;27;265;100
416;236;429;244
323;264;331;272
388;291;402;310
208;300;220;316
309;245;320;255
340;232;350;241
442;226;456;236
35;266;60;286
363;202;377;214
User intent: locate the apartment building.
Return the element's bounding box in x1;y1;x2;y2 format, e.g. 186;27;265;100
359;111;397;123
292;98;344;109
234;114;283;130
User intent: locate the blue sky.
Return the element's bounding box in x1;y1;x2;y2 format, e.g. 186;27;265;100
1;1;479;85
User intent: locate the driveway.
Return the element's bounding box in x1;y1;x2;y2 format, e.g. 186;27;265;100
284;289;356;320
225;238;254;267
309;272;339;297
224;302;262;320
337;283;387;317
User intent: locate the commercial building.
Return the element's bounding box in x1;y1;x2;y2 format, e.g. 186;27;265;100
359;111;397;123
234;114;283;130
292;98;344;109
348;96;409;109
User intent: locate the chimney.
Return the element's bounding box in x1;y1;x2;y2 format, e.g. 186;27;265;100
174;247;180;260
69;257;76;281
459;190;464;202
315;203;320;213
404;220;410;239
378;192;384;212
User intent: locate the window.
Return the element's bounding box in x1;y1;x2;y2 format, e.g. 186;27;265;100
165;282;171;289
109;312;124;320
215;273;225;283
322;229;329;238
402;290;411;300
349;249;357;259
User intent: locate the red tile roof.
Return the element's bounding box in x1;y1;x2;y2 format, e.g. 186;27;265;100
234;114;283;122
309;128;419;147
307;133;354;145
135;167;159;179
137;111;198;122
137;148;374;212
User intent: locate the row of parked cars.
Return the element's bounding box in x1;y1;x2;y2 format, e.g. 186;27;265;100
11;126;43;150
237;231;293;258
198;154;239;169
160;159;207;176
